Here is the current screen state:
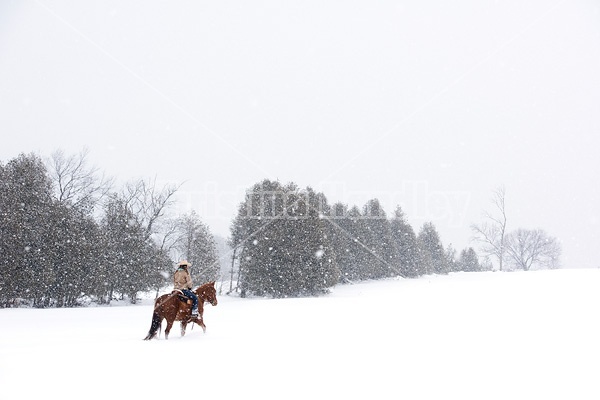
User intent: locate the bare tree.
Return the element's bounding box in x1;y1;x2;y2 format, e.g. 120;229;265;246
505;229;561;271
471;186;507;271
47;149;113;212
120;177;180;241
155;217;183;255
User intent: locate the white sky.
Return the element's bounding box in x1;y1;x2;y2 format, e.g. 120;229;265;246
1;1;599;267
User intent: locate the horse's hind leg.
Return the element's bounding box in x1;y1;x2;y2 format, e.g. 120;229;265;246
195;317;206;333
181;321;188;337
165;319;175;340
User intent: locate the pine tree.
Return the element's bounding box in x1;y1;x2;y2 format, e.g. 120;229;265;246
326;202;358;283
232;180;339;297
457;247;481;272
292;187;339;295
389;206;421;278
232;179;286;297
359;199;396;279
99;195;149;303
418;222;449;275
343;205;372;281
43;204;101;307
0;153;55;306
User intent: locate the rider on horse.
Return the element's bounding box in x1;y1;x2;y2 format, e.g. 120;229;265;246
174;260;199;317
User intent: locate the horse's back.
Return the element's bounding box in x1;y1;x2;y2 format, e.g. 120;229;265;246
155;293;169;306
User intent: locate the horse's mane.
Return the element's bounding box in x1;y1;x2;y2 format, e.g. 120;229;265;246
195;281;215;291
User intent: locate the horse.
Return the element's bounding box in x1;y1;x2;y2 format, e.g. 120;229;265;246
143;281;218;340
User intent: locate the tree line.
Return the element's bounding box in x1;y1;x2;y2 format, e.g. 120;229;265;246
0;151;219;308
1;151;562;307
229;179;482;298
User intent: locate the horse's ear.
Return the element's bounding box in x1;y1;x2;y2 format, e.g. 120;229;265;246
211;281;215;286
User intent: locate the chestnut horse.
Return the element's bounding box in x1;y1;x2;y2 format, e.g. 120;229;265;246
143;281;218;340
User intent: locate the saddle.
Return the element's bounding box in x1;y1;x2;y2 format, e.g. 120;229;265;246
172;289;193;304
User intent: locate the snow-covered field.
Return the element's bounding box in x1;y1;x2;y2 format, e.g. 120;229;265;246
1;269;599;400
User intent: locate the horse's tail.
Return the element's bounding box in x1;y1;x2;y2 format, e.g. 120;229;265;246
143;310;162;340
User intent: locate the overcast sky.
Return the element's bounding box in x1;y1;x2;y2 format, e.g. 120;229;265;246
1;0;599;268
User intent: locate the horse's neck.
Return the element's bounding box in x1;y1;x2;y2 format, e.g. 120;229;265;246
195;285;207;298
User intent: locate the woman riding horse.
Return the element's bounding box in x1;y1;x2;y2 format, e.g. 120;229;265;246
144;281;218;340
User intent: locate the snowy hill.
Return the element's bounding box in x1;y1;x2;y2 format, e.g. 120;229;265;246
1;269;599;400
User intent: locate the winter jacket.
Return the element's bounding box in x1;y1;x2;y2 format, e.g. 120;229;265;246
173;267;193;290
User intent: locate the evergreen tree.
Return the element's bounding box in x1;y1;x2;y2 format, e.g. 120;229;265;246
0;152;178;307
292;187;339;295
457;247;481;272
417;222;449;275
1;153;109;307
232;180;339;297
0;153;55;306
99;194;149;303
342;205;372;281
389;206;421;278
43;204;101;307
326;202;359;283
359;199;396;279
231;179;286;297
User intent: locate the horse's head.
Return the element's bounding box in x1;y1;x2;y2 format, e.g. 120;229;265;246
197;281;218;306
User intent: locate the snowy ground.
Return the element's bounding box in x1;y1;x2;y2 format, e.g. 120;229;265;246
1;269;599;400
